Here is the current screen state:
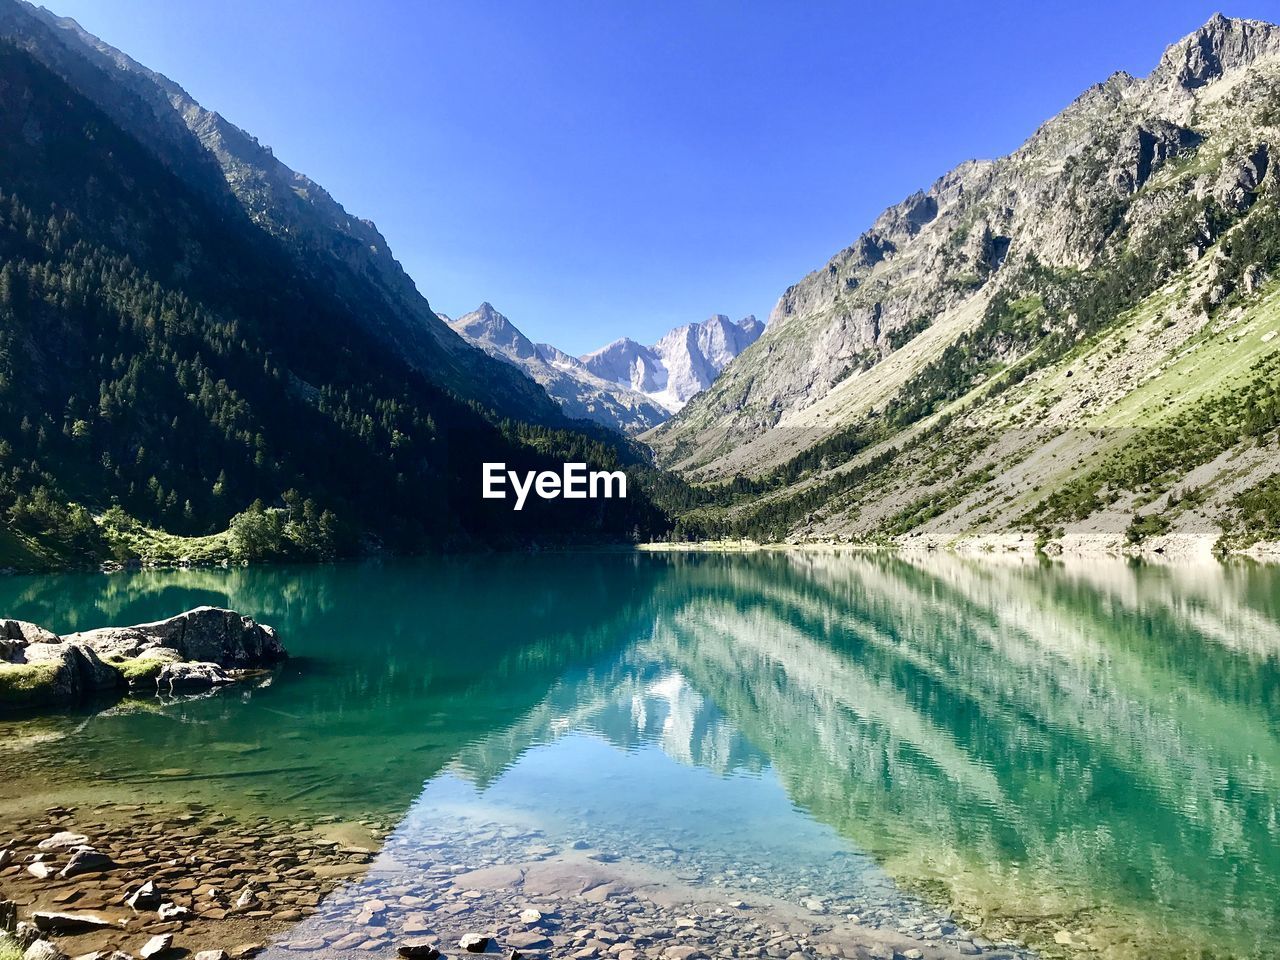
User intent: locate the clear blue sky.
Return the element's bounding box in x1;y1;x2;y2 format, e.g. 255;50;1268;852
41;1;1259;354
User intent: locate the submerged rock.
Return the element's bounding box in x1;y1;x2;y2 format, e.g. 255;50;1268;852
31;911;114;933
57;846;114;878
156;661;235;691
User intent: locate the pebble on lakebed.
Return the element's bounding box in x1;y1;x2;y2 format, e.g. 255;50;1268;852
0;608;286;711
0;800;374;959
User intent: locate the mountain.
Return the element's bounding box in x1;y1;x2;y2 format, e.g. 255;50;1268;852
0;10;670;570
582;314;765;414
0;0;560;423
447;305;762;434
444;303;668;434
650;14;1280;557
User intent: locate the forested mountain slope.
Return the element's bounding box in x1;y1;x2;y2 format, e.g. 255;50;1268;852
0;42;668;570
651;15;1280;556
0;0;558;421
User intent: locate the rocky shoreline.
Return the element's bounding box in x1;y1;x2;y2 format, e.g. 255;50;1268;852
0;609;287;712
263;806;1038;960
0;800;381;960
0;799;1037;960
638;535;1280;564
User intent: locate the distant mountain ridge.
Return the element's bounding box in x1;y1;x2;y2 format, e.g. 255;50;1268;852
447;306;763;434
582;314;765;414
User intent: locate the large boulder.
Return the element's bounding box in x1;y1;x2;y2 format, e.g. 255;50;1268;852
67;607;285;668
8;642;122;701
0;619;59;662
68;643;124;692
7;643;84;704
58;626;152;661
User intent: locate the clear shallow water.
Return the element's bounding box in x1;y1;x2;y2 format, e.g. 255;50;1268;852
1;551;1279;958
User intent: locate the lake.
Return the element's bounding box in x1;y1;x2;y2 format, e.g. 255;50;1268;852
1;550;1278;960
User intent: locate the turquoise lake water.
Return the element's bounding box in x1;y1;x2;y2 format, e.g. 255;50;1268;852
1;551;1278;958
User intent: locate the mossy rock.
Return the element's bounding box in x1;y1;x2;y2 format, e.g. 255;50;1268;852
110;656;168;687
0;661;64;709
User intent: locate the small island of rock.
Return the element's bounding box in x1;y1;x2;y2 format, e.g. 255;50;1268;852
0;608;286;711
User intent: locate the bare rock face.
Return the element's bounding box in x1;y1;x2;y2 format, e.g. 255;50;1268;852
447;305;761;434
66;607;285;669
1214;143;1270;211
1153;13;1280;90
580;315;765;415
1109;121;1200;196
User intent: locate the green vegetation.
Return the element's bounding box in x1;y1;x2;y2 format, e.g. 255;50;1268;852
1224;473;1280;547
96;506;231;566
657;115;1280;547
111;656;168;685
1032;351;1280;526
885;313;935;351
1126;513;1173;543
0;661;61;708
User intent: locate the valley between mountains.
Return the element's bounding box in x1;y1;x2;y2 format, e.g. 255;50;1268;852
0;2;1277;568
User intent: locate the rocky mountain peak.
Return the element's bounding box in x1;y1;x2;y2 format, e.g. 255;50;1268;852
446;304;763;432
449;303;539;361
1154;13;1280;90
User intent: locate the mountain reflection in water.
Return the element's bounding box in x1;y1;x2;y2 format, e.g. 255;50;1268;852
1;551;1277;958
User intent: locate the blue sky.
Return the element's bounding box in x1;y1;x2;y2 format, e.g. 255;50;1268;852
43;1;1261;354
